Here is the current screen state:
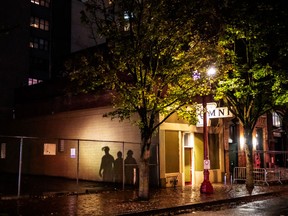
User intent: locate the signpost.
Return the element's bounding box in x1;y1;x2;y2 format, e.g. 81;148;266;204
198;102;233;193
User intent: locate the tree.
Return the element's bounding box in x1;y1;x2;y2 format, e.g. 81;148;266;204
215;0;287;194
68;0;222;199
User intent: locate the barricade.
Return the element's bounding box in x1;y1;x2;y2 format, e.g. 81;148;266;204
253;168;268;185
233;167;282;185
279;168;288;181
265;168;282;185
233;167;246;182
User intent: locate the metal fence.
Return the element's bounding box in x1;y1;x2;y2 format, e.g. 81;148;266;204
0;135;159;197
233;167;285;185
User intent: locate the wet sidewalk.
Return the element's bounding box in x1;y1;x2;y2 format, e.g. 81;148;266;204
0;173;287;215
93;183;288;215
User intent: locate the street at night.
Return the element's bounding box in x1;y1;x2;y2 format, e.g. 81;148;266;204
181;192;288;216
1;180;288;216
1;1;288;215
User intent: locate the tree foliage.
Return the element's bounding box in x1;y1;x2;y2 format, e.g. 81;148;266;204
70;0;224;146
68;0;223;199
215;0;288;193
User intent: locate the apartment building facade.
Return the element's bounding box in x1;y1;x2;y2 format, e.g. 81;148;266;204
0;0;71;119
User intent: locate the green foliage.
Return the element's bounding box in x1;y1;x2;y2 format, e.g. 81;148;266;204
273;70;288;105
69;0;223;145
215;0;285;129
215;0;288;192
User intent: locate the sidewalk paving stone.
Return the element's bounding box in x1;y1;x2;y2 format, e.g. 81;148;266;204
0;173;287;215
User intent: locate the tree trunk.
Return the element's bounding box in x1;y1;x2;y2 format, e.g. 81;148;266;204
138;154;150;200
138;135;151;200
244;126;254;195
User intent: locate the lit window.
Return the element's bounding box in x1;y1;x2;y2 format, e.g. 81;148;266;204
272;112;282;128
30;17;39;28
31;0;50;7
30;17;49;31
30;38;39;49
28;78;43;86
30;37;49;50
29;41;34;48
124;11;132;31
31;0;40;5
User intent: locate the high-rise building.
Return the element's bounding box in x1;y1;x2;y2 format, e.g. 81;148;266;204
0;0;72;119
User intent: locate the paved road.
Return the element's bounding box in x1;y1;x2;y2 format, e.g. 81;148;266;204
1;192;287;216
0;194;105;216
1;174;288;216
180;191;288;216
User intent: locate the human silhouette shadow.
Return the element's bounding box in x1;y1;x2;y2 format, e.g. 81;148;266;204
99;146;114;182
124;150;137;185
114;151;123;184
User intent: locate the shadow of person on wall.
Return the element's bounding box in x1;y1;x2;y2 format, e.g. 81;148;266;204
114;151;123;184
124;150;137;185
99;146;114;182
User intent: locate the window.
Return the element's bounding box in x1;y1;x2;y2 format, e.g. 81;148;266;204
165;131;179;173
124;11;133;31
272;112;282;128
30;17;39;28
30;37;49;50
30;17;49;31
30;38;38;49
39;39;46;49
183;133;193;147
31;0;40;5
31;0;50;7
1;143;6;159
40;0;50;7
28;78;43;86
30;57;49;71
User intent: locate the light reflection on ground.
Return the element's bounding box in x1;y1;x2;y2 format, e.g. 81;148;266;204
1;184;288;215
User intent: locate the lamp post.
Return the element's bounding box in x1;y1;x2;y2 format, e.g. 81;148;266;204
200;66;215;194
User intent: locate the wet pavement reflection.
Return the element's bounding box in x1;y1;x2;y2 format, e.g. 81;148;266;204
1;183;288;216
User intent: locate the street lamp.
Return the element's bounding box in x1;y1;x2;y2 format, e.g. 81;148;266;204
200;66;215;194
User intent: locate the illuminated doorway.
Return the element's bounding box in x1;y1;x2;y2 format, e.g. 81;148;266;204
184;147;193;184
183;133;193;185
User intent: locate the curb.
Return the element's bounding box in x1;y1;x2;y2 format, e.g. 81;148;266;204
0;188;115;200
117;191;281;216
